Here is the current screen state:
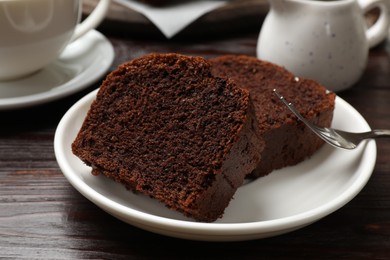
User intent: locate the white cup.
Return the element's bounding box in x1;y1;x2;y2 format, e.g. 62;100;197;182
0;0;111;81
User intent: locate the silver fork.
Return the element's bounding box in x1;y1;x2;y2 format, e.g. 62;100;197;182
273;89;390;150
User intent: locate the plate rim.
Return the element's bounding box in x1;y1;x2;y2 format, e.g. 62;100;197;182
54;89;377;241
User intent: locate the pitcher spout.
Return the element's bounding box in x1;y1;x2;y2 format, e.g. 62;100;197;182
267;0;302;13
267;0;285;11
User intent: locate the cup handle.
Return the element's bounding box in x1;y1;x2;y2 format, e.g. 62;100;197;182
71;0;111;42
358;0;389;48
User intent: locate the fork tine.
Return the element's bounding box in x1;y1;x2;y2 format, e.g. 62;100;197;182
273;89;390;149
273;89;311;125
273;89;327;140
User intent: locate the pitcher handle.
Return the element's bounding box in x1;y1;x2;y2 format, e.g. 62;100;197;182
71;0;111;42
358;0;389;48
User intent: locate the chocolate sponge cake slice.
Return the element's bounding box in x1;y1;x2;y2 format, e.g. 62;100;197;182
209;55;336;177
72;53;262;222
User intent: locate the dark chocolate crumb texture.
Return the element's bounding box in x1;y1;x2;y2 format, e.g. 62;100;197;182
210;55;336;177
72;53;263;222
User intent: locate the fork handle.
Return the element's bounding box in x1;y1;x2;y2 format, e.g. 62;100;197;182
365;129;390;139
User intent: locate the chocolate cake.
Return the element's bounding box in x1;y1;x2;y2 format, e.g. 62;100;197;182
72;53;262;222
209;55;336;177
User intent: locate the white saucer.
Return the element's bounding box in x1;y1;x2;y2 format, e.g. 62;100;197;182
54;90;376;241
0;30;114;110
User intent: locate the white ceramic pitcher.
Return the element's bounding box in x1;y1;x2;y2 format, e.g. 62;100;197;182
257;0;389;92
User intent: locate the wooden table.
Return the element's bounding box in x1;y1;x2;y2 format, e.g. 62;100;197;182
1;18;390;259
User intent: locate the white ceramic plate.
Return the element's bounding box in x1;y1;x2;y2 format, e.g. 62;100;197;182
0;30;114;110
54;89;376;241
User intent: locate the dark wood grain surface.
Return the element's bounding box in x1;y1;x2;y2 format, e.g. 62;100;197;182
1;17;390;259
